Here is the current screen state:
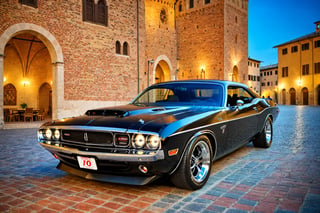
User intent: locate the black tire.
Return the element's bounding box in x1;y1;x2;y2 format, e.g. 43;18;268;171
253;117;273;148
170;135;212;190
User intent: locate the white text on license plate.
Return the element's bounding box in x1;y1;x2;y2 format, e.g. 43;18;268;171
77;156;97;170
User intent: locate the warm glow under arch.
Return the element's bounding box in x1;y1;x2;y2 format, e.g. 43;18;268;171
152;55;174;84
0;23;64;127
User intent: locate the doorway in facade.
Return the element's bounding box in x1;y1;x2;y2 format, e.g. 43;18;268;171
232;66;239;82
281;89;286;105
155;60;170;84
39;83;52;119
302;87;308;105
289;88;296;105
3;33;52;122
317;85;320;105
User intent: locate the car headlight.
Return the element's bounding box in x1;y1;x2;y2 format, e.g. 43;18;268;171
45;129;52;139
133;134;146;148
53;129;60;140
147;135;160;149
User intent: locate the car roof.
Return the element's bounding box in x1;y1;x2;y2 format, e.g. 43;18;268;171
152;80;248;88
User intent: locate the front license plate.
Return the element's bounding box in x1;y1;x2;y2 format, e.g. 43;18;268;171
77;156;98;170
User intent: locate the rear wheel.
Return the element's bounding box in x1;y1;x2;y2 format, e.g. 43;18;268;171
170;135;212;190
253;117;273;148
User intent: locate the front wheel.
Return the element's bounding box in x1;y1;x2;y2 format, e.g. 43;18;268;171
253;117;273;148
170;135;212;190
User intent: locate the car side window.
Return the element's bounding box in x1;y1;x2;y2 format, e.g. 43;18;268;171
227;86;255;106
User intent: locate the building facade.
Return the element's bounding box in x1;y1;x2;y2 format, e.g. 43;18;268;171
247;58;261;94
260;64;278;102
274;21;320;105
0;0;248;128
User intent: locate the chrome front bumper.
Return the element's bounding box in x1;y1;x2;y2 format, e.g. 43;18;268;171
39;142;165;162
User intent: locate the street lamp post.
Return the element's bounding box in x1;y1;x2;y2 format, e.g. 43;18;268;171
147;59;154;87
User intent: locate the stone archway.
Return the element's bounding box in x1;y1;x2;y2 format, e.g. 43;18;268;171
152;55;174;84
0;23;64;128
155;60;170;84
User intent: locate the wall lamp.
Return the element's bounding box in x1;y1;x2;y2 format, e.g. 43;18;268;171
22;80;30;87
201;68;206;79
147;59;154;87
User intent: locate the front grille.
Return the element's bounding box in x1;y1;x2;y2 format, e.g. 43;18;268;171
61;130;115;148
41;128;160;152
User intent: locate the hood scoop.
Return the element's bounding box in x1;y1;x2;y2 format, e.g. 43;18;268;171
85;106;167;118
85;109;126;117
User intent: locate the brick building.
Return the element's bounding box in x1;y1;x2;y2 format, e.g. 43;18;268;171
0;0;248;128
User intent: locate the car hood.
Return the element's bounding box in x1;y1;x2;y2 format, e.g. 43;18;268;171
44;104;222;138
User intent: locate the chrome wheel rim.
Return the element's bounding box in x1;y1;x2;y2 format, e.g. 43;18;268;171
190;140;211;183
265;119;272;144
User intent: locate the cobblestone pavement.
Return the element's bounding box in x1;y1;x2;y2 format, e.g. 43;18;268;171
0;105;320;213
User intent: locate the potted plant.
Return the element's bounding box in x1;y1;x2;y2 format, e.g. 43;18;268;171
20;103;27;109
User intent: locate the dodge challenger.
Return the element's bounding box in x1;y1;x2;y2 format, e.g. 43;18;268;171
38;80;279;189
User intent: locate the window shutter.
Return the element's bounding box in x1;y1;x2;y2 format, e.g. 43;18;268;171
116;41;121;54
123;42;128;55
96;0;106;25
19;0;38;8
84;0;94;22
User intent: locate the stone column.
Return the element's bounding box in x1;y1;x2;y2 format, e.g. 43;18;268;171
0;54;4;129
52;61;64;120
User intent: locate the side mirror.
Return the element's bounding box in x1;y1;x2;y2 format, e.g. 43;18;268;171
236;100;244;106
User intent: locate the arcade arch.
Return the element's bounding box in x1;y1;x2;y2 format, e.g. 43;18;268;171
0;23;64;127
153;55;174;84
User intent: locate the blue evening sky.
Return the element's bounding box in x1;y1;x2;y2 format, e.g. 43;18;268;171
248;0;320;67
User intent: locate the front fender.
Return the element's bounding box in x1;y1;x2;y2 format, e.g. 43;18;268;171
163;130;217;175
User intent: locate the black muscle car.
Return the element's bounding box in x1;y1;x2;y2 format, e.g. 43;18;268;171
38;80;279;189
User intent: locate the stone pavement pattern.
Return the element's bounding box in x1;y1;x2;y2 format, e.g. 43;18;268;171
0;105;320;213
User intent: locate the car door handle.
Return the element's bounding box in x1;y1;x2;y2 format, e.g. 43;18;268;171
253;107;258;112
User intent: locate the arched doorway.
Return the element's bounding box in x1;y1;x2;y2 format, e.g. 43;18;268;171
317;85;320;105
0;23;64;128
154;59;171;84
274;91;278;103
302;87;308;105
232;66;239;82
281;89;286;105
289;88;296;105
155;67;165;84
39;83;52;118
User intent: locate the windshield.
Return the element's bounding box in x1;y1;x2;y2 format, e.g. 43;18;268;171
132;83;224;107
